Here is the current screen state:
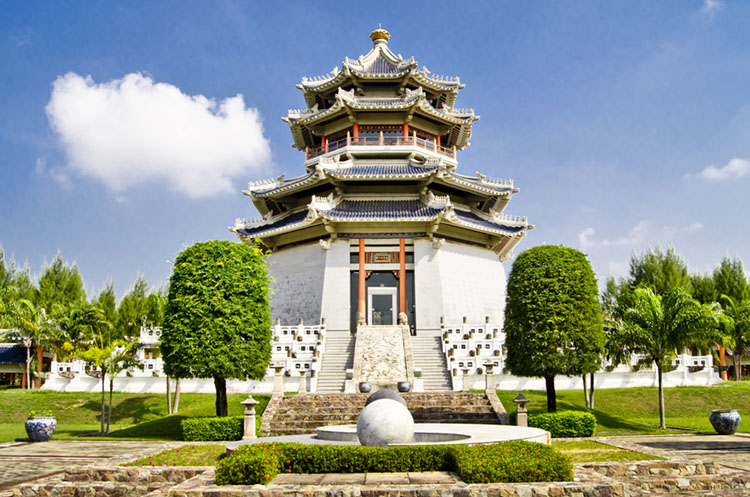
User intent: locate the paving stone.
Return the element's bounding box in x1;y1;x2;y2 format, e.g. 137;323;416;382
364;472;409;485
319;473;366;485
406;472;455;484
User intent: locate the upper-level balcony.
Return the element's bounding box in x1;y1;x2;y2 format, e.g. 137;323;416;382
305;134;456;161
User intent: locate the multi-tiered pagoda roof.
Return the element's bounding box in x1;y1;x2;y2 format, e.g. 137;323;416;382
232;29;532;259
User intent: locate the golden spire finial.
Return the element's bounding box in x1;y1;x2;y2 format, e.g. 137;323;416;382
370;27;390;44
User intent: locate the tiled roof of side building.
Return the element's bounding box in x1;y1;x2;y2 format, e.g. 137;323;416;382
452;210;527;234
0;343;26;364
236;210;309;237
324;199;444;220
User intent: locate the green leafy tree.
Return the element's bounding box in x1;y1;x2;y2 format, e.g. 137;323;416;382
717;296;750;381
621;287;717;428
713;258;749;306
37;254;86;311
51;301;113;359
629;247;692;296
94;281;118;327
161;240;271;417
116;275;166;338
691;273;718;305
505;245;604;412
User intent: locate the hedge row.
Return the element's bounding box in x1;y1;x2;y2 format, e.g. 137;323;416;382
529;411;596;438
215;441;572;485
181;416;243;441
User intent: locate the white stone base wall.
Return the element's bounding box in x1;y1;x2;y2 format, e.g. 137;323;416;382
42;366;722;394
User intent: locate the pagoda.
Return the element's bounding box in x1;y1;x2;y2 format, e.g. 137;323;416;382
232;29;532;345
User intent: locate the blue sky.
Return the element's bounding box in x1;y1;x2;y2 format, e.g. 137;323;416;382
1;0;748;299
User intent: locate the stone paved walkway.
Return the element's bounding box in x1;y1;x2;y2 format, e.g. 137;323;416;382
0;440;182;492
599;432;750;470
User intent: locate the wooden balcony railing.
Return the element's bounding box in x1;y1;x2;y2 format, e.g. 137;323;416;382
306;133;455;160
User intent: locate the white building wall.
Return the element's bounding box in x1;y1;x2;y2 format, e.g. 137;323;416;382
319;240;351;331
414;240;507;330
437;242;506;325
267;242;326;324
414;239;444;330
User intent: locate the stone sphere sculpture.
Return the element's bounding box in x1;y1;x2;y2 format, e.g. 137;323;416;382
357;398;414;447
364;389;407;408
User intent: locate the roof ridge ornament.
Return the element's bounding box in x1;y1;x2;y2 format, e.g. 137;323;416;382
369;28;390;45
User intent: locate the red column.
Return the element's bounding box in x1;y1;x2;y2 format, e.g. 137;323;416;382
402;123;409;137
436;135;441;149
399;238;406;314
323;135;328;153
353;123;359;140
358;239;366;321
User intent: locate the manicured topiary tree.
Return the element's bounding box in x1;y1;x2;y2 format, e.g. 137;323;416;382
161;240;271;416
504;245;603;412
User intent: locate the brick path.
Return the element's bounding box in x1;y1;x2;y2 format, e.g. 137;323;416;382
0;440;182;493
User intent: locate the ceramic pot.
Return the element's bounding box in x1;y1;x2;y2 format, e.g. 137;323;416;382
25;416;57;442
358;381;372;393
709;409;741;435
397;381;411;392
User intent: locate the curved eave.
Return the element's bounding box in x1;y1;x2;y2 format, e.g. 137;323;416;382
245;172;320;199
233;210;314;239
437;172;516;197
445;210;532;237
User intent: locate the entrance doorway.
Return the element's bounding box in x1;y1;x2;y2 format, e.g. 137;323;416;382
368;287;397;325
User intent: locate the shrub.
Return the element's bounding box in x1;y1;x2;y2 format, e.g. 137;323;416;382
215;442;571;485
453;441;573;483
529;411;596;438
215;446;279;485
181;416;243;441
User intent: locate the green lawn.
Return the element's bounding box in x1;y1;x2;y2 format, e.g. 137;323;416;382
496;382;750;434
0;390;269;442
2;382;748;443
552;440;661;463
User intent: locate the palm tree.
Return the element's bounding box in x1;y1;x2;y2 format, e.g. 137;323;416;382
718;296;750;381
621;287;717;429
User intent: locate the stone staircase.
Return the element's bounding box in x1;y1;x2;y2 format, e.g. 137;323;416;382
262;392;501;436
410;331;452;391
316;332;355;393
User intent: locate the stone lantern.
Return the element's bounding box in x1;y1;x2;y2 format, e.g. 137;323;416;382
240;395;259;440
513;392;530;427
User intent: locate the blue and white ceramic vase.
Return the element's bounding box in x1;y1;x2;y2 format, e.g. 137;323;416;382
25;416;57;442
709;409;741;435
397;381;411;392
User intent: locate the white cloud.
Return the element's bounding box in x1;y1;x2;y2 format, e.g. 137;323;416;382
701;0;724;18
696;158;750;181
578;221;649;250
579;220;703;250
34;157;71;189
45;72;271;198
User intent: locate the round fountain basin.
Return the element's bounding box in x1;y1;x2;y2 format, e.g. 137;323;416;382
317;423;550;445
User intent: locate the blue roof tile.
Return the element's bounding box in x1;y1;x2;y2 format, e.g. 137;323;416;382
324;164;437;178
237;210;309;237
453;210;525;234
325;199;443;219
